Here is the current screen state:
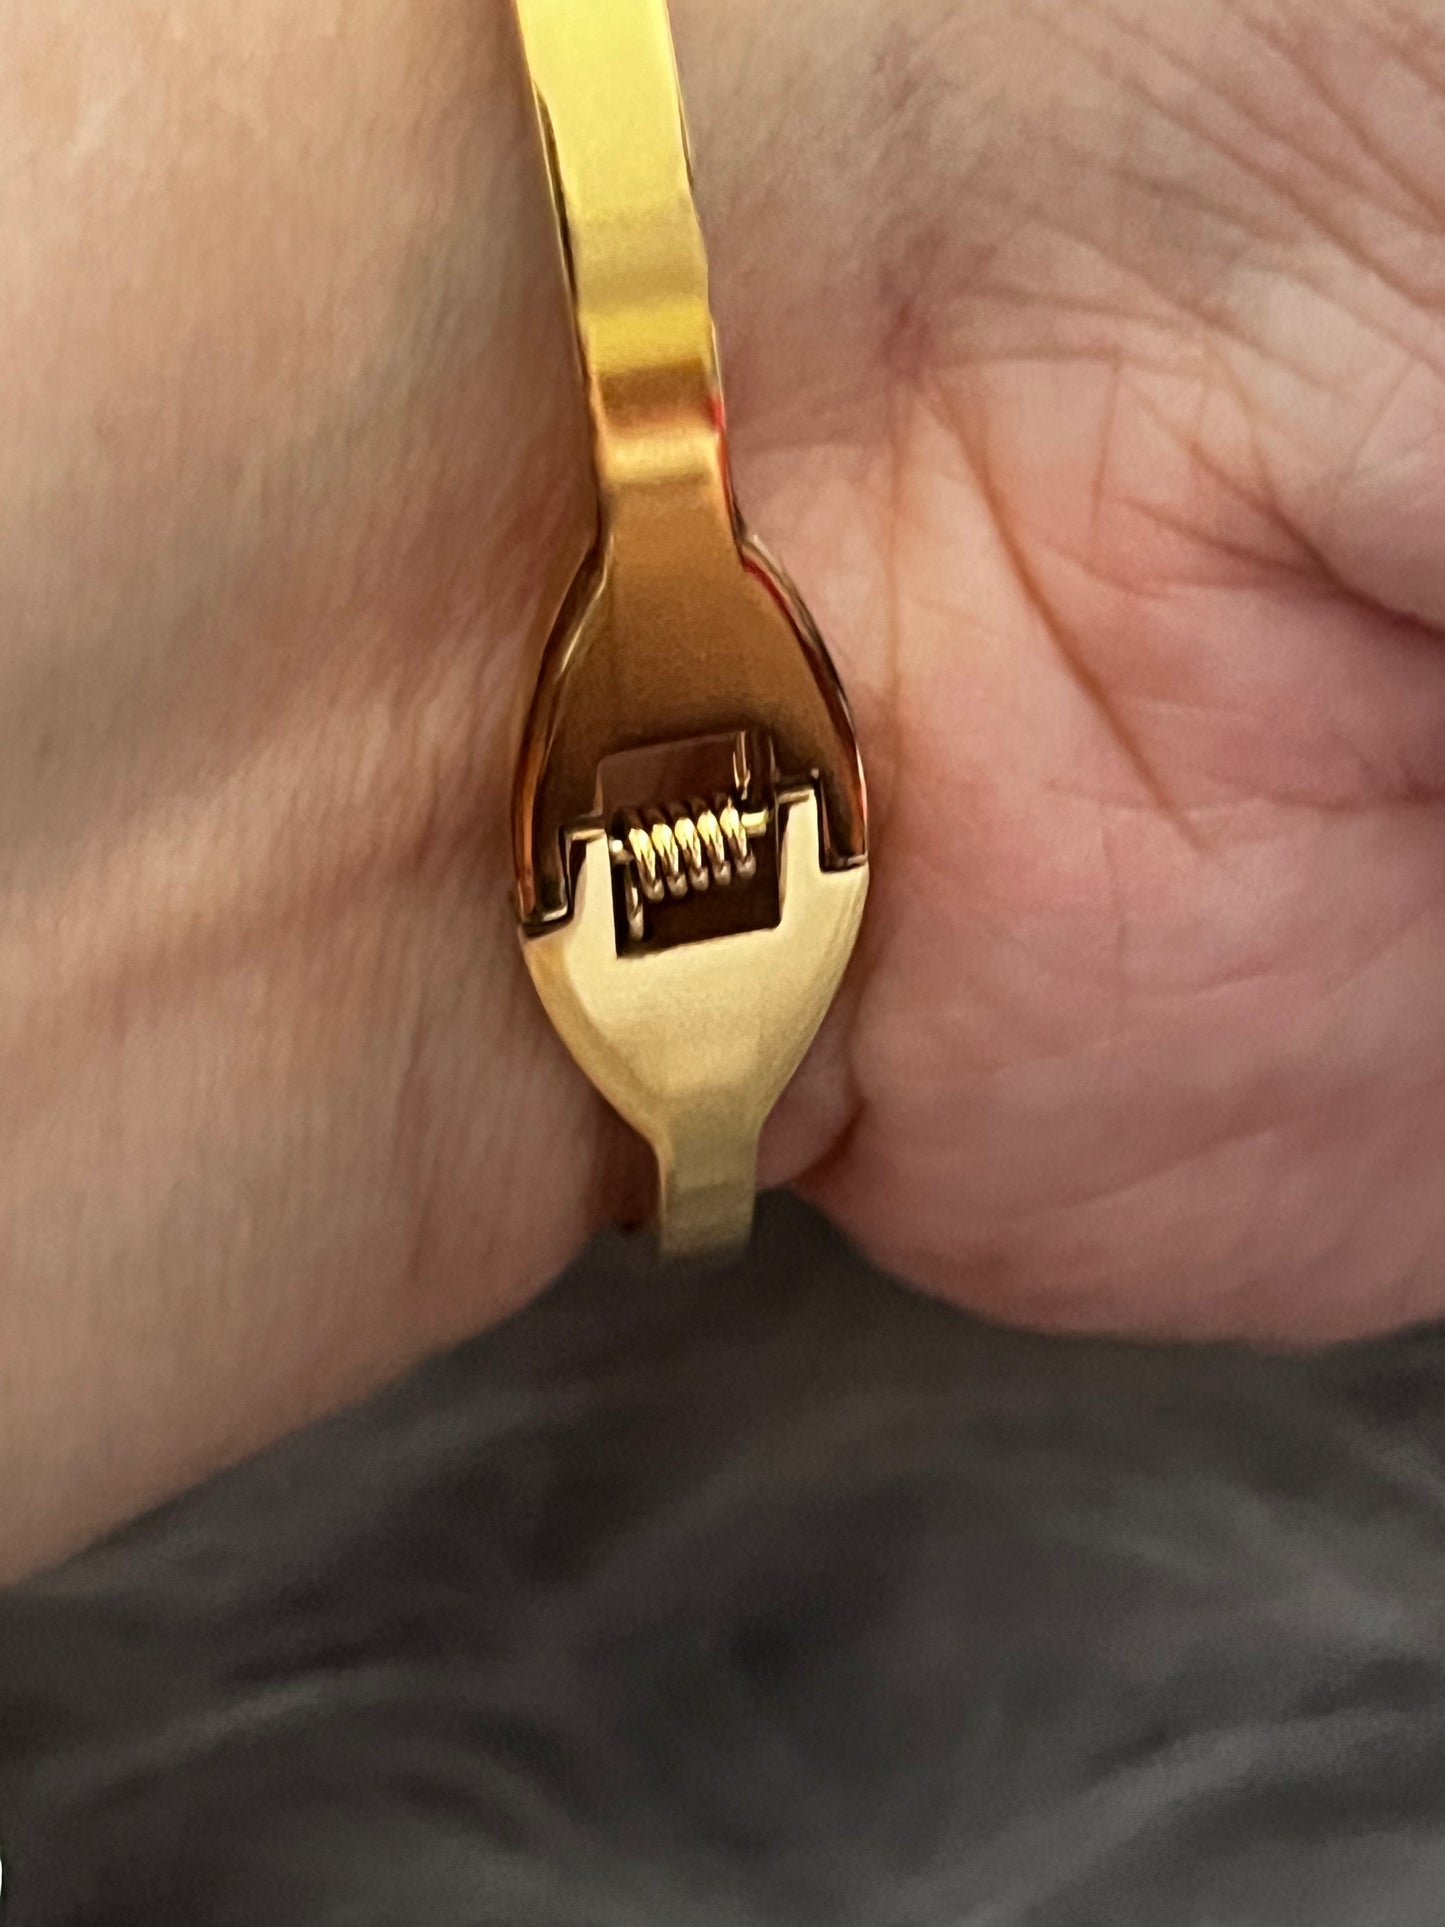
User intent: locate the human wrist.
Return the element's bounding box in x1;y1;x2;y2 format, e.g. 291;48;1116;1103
0;0;604;1577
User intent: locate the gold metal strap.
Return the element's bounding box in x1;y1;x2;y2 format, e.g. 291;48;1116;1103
512;0;723;500
511;0;870;1259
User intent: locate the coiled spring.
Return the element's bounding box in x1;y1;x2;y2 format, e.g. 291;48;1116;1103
611;793;769;940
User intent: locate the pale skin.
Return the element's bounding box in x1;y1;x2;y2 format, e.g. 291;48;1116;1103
3;0;1444;1578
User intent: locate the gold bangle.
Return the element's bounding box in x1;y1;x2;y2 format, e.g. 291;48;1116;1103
510;0;868;1257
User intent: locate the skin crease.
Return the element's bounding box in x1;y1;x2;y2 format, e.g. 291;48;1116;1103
1;0;1444;1577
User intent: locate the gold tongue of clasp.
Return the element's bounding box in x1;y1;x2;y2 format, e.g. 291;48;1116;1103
510;0;868;1257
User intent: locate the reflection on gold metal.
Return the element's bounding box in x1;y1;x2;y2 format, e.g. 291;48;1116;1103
611;794;767;941
510;0;868;1256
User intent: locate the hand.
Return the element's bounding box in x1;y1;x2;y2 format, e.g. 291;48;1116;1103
715;0;1445;1343
3;0;1442;1575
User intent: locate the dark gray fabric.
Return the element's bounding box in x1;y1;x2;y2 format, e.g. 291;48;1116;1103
1;1196;1444;1923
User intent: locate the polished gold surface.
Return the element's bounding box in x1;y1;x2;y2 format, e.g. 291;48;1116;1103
510;0;868;1252
527;792;867;1258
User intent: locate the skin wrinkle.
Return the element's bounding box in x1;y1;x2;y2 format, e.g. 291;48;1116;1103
1376;0;1445;82
1235;0;1445;229
1111;488;1327;587
0;660;514;1090
994;116;1442;415
833;272;923;1111
1218;345;1441;637
936;371;1204;845
1084;348;1127;562
0;225;572;908
1104;358;1445;680
955;124;1410;441
1056;0;1445;330
1344;351;1445;481
1107;0;1439;237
